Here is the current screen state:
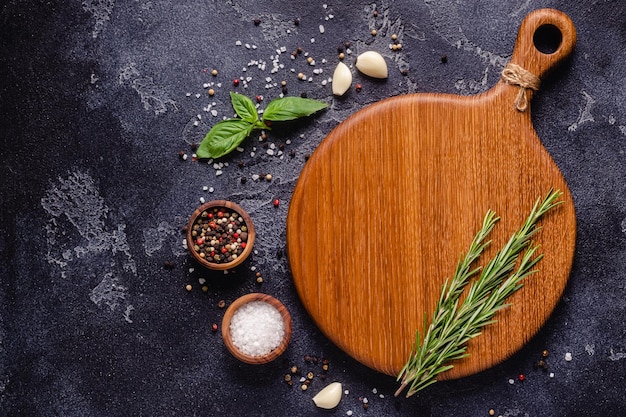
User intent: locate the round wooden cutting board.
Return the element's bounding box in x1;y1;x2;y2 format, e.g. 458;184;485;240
287;9;577;379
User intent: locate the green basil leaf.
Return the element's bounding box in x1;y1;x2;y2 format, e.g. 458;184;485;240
230;92;258;124
262;97;328;122
196;119;253;159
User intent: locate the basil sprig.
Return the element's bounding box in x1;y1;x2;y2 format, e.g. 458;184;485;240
196;92;328;159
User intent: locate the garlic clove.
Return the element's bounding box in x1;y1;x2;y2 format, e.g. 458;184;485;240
355;51;388;79
312;382;343;409
332;62;352;96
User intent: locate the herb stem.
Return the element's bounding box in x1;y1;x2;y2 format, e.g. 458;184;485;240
396;189;563;397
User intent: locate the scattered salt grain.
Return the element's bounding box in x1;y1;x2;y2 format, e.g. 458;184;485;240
549;372;555;378
230;301;285;356
508;379;515;384
199;197;205;203
319;25;325;33
565;352;572;361
208;187;214;193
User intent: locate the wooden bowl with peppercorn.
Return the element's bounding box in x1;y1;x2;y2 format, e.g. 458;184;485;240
186;200;255;271
221;293;292;365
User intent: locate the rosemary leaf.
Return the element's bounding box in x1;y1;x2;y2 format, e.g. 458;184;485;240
396;189;563;398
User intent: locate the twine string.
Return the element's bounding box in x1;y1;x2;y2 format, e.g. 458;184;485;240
501;63;541;112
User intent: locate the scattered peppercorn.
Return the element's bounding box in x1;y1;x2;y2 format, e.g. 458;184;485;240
401;68;409;76
202;285;209;293
265;173;272;181
256;276;263;283
253;18;261;26
211;323;218;332
489;410;495;416
241;176;247;184
178;150;186;160
304;354;312;363
338;52;345;60
273;199;280;207
185;284;192;292
284;374;292;382
441;55;448;63
294;18;300;26
233;79;240;86
518;374;526;381
211;69;218;76
542;349;550;357
344;41;351;49
256;95;263;103
297;47;303;54
371;29;377;36
373;10;378;17
190;142;198;151
291;366;298;374
355;83;363;92
163;261;175;270
218;300;226;309
307;371;314;380
301;384;308;391
312;356;319;365
208;88;215;96
391;33;398;41
300;92;307;98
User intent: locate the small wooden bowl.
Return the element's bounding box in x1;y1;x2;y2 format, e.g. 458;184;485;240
221;293;292;364
186;200;255;271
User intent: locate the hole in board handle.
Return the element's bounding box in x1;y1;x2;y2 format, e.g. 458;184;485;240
533;24;563;54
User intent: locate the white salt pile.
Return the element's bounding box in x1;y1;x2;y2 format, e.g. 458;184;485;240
230;301;285;356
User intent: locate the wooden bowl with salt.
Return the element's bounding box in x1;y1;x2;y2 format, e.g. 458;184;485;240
186;200;255;271
221;293;292;365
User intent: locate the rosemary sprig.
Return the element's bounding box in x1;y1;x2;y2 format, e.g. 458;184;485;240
395;189;564;398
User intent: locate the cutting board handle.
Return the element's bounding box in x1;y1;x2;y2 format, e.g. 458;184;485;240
509;8;576;81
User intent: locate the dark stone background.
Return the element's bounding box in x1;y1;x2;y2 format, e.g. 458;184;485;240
1;1;624;416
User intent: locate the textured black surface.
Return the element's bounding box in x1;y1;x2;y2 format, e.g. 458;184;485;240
1;1;625;416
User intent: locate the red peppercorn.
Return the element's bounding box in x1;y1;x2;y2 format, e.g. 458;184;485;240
256;95;263;103
217;211;224;218
196;238;204;245
273;199;280;207
211;323;218;332
233;233;239;239
233;79;240;86
518;374;526;381
241;242;247;248
355;83;363;92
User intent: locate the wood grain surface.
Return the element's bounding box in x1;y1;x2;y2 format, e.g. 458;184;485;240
287;9;577;379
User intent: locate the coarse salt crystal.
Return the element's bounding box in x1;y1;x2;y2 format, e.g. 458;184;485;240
565;352;572;361
319;25;325;33
230;301;285;357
